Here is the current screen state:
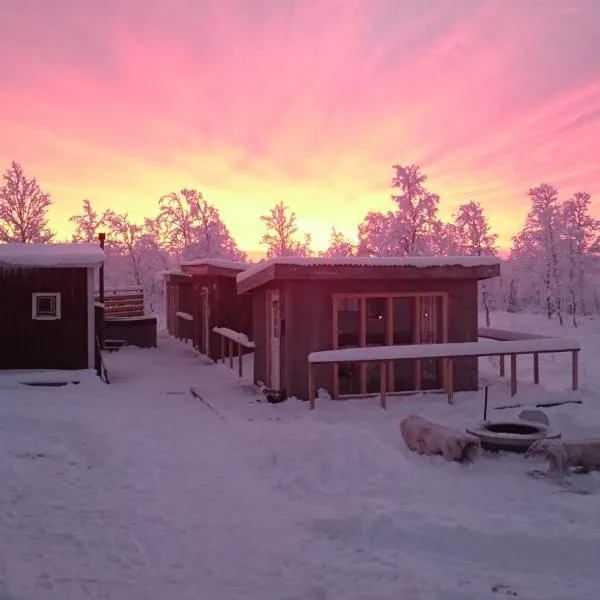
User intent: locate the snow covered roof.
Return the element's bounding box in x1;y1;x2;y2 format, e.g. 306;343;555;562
237;256;501;292
157;269;192;279
181;258;252;276
180;258;250;271
0;243;104;268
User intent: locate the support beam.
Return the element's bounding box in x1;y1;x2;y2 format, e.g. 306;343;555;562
446;358;454;405
510;353;517;396
572;350;579;391
533;352;539;384
309;363;315;409
379;361;387;409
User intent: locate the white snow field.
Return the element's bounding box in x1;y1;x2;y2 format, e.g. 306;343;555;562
1;312;600;599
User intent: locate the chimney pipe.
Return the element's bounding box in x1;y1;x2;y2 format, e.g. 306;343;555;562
98;232;106;303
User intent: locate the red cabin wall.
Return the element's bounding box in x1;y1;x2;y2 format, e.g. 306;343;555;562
0;267;89;370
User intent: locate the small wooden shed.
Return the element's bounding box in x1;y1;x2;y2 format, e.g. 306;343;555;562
164;259;253;361
0;243;104;372
236;256;501;401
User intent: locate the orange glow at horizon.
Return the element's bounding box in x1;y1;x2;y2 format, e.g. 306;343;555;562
1;0;599;258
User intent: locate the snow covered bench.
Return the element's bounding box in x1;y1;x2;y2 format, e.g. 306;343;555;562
307;337;581;409
212;327;255;377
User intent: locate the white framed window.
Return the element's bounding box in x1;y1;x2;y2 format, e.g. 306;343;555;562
32;293;61;320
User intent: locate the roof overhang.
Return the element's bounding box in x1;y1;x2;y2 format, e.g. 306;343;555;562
236;257;501;294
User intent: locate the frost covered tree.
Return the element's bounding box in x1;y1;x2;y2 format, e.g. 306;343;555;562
69;199;106;242
158;189;246;261
560;192;600;324
453;201;498;325
357;211;397;256
390;164;441;255
357;164;441;257
320;227;356;257
511;184;564;323
102;211;146;286
260;201;312;258
0;161;54;243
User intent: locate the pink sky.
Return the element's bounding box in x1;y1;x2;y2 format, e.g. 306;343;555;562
1;0;599;257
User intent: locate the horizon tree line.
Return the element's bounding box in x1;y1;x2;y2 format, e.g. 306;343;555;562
1;160;599;325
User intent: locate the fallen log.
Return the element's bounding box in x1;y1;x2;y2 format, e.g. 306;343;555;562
399;415;480;463
525;437;600;478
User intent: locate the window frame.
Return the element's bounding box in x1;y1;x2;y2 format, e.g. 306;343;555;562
331;292;449;397
32;292;62;321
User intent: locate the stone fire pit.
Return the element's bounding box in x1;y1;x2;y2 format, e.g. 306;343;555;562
466;420;561;453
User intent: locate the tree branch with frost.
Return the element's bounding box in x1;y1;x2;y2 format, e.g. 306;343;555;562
0;161;54;243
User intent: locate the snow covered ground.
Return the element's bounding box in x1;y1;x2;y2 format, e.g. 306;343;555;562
1;311;600;599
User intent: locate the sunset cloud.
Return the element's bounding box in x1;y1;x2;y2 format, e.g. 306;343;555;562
1;0;599;254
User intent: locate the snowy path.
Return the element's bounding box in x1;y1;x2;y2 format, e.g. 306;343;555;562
1;333;599;599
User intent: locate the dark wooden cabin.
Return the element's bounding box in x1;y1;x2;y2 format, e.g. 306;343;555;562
164;270;194;341
164;259;253;361
236;256;501;401
0;243;105;372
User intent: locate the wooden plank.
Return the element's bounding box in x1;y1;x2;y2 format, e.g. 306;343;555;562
379;361;387;409
359;297;366;395
446;357;454;405
510;353;517;396
309;363;315;409
332;295;339;399
533;352;539;384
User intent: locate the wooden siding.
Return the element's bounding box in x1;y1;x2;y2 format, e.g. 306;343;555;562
0;267;89;370
253;277;479;401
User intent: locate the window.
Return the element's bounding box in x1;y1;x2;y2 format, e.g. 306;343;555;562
332;293;447;396
32;293;61;320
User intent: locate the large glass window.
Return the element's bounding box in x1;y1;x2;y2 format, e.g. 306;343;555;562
365;298;387;393
332;293;446;396
336;298;361;395
392;297;414;391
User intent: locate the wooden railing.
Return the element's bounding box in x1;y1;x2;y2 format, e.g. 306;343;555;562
212;327;255;377
95;287;144;318
175;311;194;342
308;337;581;410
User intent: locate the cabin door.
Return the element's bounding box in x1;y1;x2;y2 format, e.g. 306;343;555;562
201;287;210;355
267;290;281;390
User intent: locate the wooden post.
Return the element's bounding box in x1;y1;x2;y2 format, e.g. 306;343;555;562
220;334;225;363
228;338;233;369
238;342;243;377
379;361;387;409
572;349;579;391
446;358;454;405
309;363;315;409
499;355;505;377
510;353;517;396
533;352;539;384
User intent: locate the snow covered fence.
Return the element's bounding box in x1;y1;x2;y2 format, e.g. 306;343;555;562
308;337;581;409
212;327;255;377
95;287;145;318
